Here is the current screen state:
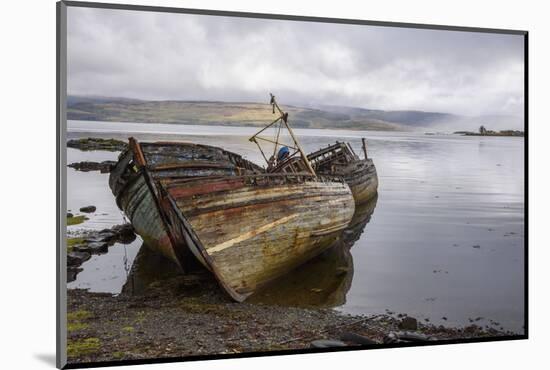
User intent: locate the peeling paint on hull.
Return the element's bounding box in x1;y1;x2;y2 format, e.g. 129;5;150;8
117;175;179;265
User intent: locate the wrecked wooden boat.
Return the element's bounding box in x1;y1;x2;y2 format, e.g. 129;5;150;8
307;139;378;204
109;101;355;301
109;140;354;301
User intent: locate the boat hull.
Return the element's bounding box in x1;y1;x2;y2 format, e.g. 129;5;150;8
160;176;355;301
343;159;379;204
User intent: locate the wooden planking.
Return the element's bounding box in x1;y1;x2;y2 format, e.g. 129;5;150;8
349;173;379;204
168;178;246;199
171;181;349;212
343;159;379;204
318;158;378;204
174;180;355;296
117;174;179;265
150;167;237;179
207;213;300;254
177;185;352;247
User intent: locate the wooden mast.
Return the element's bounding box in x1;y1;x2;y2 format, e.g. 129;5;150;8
252;93;317;177
270;94;316;177
361;138;368;160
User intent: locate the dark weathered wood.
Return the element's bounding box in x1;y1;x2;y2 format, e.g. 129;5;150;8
129;137;147;167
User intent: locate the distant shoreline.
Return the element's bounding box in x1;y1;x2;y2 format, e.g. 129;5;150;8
67;120;410;136
453;130;524;137
67;117;406;132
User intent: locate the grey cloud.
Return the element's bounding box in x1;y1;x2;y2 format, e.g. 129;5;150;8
67;7;524;117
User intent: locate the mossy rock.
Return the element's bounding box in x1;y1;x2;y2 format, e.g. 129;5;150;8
67;237;86;252
67;321;89;332
67;215;88;226
67;310;92;333
67;310;93;321
67;237;85;247
67;337;101;357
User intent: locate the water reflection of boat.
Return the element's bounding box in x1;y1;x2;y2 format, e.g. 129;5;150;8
343;195;378;247
248;196;377;308
121;243;212;297
109;95;355;302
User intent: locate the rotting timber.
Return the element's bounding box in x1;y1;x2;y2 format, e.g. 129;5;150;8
307;138;378;204
109;96;355;302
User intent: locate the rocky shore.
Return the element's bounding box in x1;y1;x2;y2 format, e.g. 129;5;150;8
453;130;524;137
67;137;127;151
67;224;136;282
67;278;516;364
68;160;117;173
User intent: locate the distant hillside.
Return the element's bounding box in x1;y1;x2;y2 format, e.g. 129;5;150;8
311;104;523;131
312;104;460;128
67;96;406;131
67;96;523;132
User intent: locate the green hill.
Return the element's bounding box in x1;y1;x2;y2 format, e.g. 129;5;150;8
67;97;406;131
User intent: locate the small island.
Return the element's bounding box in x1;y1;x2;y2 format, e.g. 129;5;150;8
454;125;524;137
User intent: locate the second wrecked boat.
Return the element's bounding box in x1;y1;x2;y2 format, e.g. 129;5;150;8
308;140;378;204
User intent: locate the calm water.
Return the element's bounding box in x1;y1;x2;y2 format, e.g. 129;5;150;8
66;120;525;332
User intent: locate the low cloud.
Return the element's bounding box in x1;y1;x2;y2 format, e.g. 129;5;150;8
67;7;524;117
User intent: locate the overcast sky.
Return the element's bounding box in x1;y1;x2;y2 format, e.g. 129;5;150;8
67;7;524;117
